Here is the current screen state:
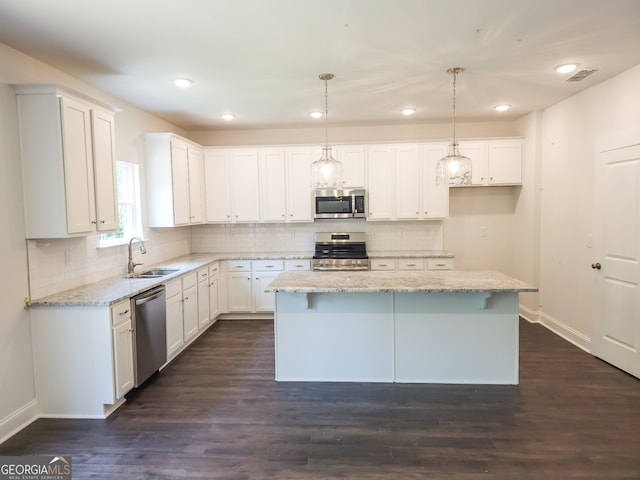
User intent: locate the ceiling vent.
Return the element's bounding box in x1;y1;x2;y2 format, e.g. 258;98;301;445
565;68;598;82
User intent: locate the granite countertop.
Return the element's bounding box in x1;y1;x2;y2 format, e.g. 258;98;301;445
27;250;458;308
27;251;315;307
265;270;538;293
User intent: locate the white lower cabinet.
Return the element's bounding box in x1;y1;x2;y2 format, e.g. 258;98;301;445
166;267;218;361
111;300;135;401
197;267;211;330
208;262;220;321
223;259;309;314
182;273;198;342
226;260;254;312
253;260;284;312
30;301;136;417
165;279;185;358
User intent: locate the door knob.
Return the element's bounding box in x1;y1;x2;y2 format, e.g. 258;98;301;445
591;262;602;270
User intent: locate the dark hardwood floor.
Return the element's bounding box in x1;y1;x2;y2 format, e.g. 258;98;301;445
2;319;640;479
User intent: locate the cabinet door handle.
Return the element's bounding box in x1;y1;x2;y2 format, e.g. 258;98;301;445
406;263;416;267
99;220;105;224
119;309;130;316
591;262;602;270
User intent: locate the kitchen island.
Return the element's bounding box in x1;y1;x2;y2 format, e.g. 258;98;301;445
266;270;537;385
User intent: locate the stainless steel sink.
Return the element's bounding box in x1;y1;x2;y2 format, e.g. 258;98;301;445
128;268;180;278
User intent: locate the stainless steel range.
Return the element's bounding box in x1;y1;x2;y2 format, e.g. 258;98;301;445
312;232;370;271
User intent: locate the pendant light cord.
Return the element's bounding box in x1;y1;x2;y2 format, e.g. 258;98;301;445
324;76;329;152
319;73;334;156
452;69;457;145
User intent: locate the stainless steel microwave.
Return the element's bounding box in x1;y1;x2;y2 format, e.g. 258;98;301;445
313;188;367;219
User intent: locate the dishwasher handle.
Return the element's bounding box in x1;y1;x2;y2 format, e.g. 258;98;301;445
133;286;166;306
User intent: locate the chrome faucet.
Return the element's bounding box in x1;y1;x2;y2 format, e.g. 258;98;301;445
127;236;147;274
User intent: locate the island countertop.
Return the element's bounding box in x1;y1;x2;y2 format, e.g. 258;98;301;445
265;270;537;294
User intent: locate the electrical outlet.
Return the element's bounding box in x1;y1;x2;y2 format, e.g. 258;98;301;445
479;226;488;237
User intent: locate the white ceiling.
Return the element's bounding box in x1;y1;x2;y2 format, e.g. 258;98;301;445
1;0;639;131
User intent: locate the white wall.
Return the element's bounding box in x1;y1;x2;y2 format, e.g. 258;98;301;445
188;121;518;146
0;82;36;443
0;42;192;442
535;64;640;348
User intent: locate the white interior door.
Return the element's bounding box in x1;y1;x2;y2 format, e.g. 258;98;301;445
592;129;640;379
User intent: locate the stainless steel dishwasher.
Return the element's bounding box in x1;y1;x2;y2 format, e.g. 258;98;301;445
131;285;167;387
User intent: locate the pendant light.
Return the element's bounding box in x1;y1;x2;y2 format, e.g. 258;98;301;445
436;67;472;186
311;73;343;189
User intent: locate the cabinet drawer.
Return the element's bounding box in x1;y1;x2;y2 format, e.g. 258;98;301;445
284;259;311;271
252;259;284;272
165;278;182;298
209;261;220;277
197;267;209;283
370;259;396;271
226;260;251;272
111;300;132;326
426;258;454;270
182;272;197;290
398;259;424;270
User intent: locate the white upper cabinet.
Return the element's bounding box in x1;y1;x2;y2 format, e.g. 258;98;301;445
145;133;205;227
335;145;366;187
14;85;119;238
90;109;119;231
203;149;231;222
458;139;523;186
394;144;421;219
259;148;287;222
204;148;260;223
284;147;314;222
421;143;449;219
259;147;313;223
368;143;449;221
367;145;395;220
187;146;205;223
487;140;523;185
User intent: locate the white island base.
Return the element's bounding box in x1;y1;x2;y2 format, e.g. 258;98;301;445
274;290;520;385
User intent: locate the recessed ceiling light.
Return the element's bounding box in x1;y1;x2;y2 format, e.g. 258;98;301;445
494;104;511;112
173;77;193;88
220;113;235;121
401;107;416;116
555;64;578;74
309;111;323;119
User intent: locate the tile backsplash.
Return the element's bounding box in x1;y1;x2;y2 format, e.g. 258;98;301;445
27;220;443;300
190;221;444;254
27;227;191;300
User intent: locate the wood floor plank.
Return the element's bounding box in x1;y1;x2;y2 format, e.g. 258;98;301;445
1;318;639;479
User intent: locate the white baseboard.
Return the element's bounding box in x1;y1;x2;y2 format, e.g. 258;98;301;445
0;399;38;445
520;304;591;353
538;311;591;353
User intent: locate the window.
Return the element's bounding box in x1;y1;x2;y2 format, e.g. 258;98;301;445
100;161;143;246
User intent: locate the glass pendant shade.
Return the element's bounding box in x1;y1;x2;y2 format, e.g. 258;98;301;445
436;143;472;186
311;147;343;188
311;73;343;188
